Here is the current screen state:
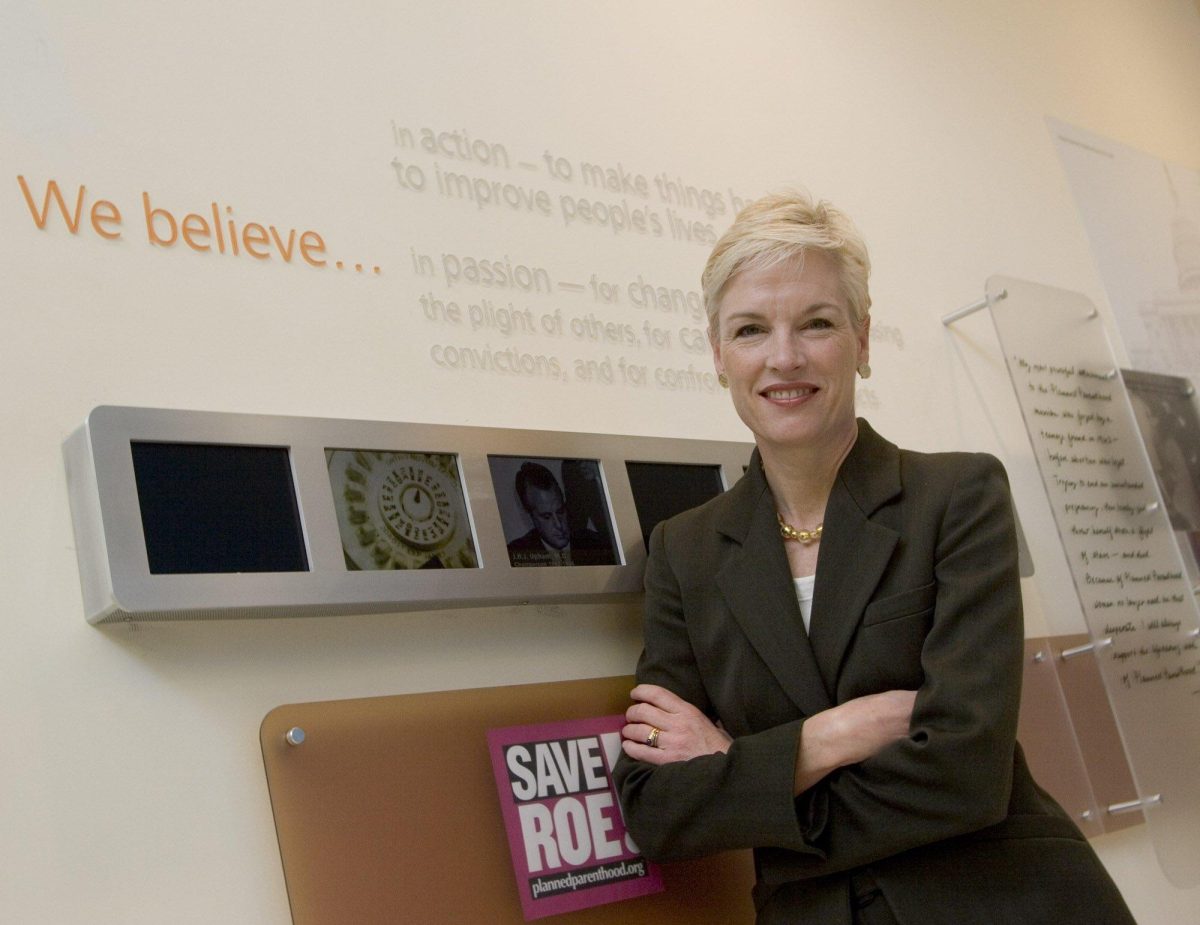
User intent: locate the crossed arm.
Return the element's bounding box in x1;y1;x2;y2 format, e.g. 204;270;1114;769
621;683;915;797
613;454;1023;869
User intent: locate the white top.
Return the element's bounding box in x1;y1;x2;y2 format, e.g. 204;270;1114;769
793;574;816;633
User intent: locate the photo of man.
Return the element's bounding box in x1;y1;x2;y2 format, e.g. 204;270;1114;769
489;457;619;567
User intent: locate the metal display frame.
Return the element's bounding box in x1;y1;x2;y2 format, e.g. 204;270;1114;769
63;406;752;623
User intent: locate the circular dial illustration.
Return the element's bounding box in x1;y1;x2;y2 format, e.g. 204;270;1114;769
327;450;478;570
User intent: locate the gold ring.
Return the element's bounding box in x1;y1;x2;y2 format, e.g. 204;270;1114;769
646;727;661;748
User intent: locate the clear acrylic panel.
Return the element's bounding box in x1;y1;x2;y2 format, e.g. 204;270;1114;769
987;275;1200;886
1017;639;1105;838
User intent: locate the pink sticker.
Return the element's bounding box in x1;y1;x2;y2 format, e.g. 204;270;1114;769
487;715;665;920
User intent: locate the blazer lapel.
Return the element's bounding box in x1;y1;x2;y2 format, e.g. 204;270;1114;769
807;421;902;695
715;454;834;718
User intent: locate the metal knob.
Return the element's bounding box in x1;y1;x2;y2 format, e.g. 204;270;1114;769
285;727;306;746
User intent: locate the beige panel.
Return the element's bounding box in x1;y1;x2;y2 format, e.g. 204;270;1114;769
260;676;754;924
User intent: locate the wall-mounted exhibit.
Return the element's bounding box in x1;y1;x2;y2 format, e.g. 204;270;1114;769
63;405;751;622
947;275;1200;887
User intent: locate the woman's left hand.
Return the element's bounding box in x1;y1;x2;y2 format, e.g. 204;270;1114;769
621;683;733;765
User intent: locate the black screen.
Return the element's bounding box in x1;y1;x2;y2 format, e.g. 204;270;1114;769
625;461;725;551
131;442;309;574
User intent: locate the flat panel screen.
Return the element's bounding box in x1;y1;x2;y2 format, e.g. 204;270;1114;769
130;442;308;574
325;449;478;570
488;456;619;567
1122;370;1200;575
625;461;725;550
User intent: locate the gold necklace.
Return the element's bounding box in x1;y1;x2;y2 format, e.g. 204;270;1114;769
777;513;823;545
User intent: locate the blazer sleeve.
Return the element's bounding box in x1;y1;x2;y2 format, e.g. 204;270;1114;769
776;452;1027;876
613;518;817;861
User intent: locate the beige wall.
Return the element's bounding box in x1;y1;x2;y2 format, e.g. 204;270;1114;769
2;1;1199;921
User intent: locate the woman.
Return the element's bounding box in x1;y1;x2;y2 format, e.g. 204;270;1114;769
613;191;1135;925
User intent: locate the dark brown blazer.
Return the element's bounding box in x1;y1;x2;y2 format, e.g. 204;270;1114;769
615;420;1134;925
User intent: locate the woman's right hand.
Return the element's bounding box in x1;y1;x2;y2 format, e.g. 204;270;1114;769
795;689;916;795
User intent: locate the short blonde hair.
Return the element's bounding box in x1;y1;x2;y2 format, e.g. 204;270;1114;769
702;190;871;333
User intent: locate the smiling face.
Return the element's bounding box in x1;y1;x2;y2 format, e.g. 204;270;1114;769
710;251;869;458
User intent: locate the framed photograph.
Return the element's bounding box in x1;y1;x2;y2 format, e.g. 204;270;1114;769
488;456;619;568
326;449;478;570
